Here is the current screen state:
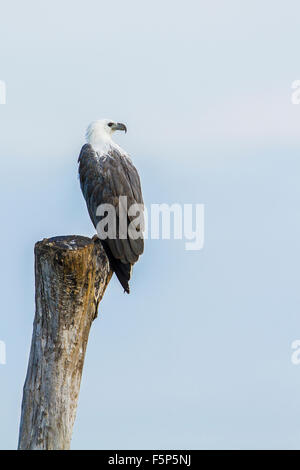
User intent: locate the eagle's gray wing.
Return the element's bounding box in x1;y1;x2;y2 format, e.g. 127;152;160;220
78;144;144;265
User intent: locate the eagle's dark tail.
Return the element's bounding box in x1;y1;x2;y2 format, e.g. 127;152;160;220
101;241;131;294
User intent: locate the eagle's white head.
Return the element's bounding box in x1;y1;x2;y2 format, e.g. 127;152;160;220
86;119;127;154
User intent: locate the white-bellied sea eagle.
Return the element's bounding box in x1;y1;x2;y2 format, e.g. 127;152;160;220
78;119;144;293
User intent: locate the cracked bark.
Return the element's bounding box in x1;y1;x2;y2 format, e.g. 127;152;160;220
18;235;112;450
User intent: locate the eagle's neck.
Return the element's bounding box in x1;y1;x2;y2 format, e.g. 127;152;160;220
88;132;126;156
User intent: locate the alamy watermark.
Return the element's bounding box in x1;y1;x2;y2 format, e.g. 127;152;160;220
291;80;300;104
0;340;6;365
0;80;6;104
291;340;300;365
96;198;204;251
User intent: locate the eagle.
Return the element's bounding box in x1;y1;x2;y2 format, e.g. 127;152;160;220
78;119;144;293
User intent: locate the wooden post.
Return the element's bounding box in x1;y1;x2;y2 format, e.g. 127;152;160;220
18;235;112;450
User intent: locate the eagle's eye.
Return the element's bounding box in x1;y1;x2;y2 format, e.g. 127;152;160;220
107;122;114;127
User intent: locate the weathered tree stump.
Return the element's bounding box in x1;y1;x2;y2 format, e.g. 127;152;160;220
18;235;112;450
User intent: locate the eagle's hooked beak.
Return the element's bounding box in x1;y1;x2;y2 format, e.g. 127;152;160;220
112;122;127;133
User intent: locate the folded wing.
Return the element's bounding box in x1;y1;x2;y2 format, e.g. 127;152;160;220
78;144;144;267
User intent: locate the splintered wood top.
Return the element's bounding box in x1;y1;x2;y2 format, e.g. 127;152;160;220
38;235;94;251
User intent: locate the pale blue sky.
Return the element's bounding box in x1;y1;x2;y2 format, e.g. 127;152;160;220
1;0;300;449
